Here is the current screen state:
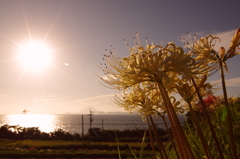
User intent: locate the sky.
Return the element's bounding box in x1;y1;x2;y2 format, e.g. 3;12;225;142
0;0;239;114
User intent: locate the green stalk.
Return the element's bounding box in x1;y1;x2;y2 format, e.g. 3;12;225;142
128;145;138;159
158;83;186;158
162;115;180;159
146;115;157;159
191;78;224;159
184;117;204;159
115;130;121;159
139;131;147;159
219;62;237;159
158;82;195;159
188;103;213;159
149;115;168;159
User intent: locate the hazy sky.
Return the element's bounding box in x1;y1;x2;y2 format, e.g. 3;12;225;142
0;0;239;114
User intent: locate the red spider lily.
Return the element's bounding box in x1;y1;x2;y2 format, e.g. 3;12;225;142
197;94;217;112
204;95;216;107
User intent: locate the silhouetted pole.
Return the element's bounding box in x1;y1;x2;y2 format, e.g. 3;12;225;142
82;114;84;144
89;109;94;135
102;119;104;131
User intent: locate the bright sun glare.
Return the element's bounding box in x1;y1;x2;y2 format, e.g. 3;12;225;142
7;114;56;133
18;41;52;71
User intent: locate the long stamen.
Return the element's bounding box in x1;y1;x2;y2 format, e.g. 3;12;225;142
133;37;137;46
136;30;142;47
123;39;131;52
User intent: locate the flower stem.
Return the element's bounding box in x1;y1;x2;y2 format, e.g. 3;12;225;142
162;115;180;159
188;103;213;159
149;115;168;159
158;83;186;158
158;82;195;159
219;62;237;159
146;115;157;159
191;78;224;159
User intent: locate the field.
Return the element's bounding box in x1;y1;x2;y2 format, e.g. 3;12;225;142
0;127;166;159
0;139;155;159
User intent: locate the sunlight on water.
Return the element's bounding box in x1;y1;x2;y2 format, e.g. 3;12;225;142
0;114;185;134
6;114;56;133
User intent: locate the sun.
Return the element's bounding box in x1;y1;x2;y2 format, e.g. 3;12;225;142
18;41;52;71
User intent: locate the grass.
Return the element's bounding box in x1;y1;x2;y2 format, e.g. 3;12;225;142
164;97;240;159
0;139;153;159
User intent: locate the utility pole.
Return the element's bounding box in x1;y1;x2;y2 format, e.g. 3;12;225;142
102;119;104;131
82;114;84;145
88;109;94;135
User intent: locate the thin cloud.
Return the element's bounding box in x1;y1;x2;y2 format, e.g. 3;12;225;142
210;77;240;87
33;95;63;104
67;94;121;111
0;94;7;99
213;29;236;50
179;29;237;50
72;94;113;104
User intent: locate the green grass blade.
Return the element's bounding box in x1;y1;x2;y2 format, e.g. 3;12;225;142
139;130;146;159
221;105;227;122
127;130;147;159
115;129;121;159
128;144;138;159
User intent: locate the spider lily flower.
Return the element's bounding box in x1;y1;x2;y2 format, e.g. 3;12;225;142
175;76;213;107
228;97;237;104
188;28;240;74
182;35;220;77
99;35;211;95
183;28;239;142
112;82;168;116
100;37;189;89
214;28;240;73
99;33;202;159
226;28;240;59
217;28;240;159
196;94;218;112
203;94;217;109
189;29;240;159
175;82;193;104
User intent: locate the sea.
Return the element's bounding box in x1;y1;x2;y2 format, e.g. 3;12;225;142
0;114;186;135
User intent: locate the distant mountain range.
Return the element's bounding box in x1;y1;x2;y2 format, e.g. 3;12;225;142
76;106;104;114
65;106;129;115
